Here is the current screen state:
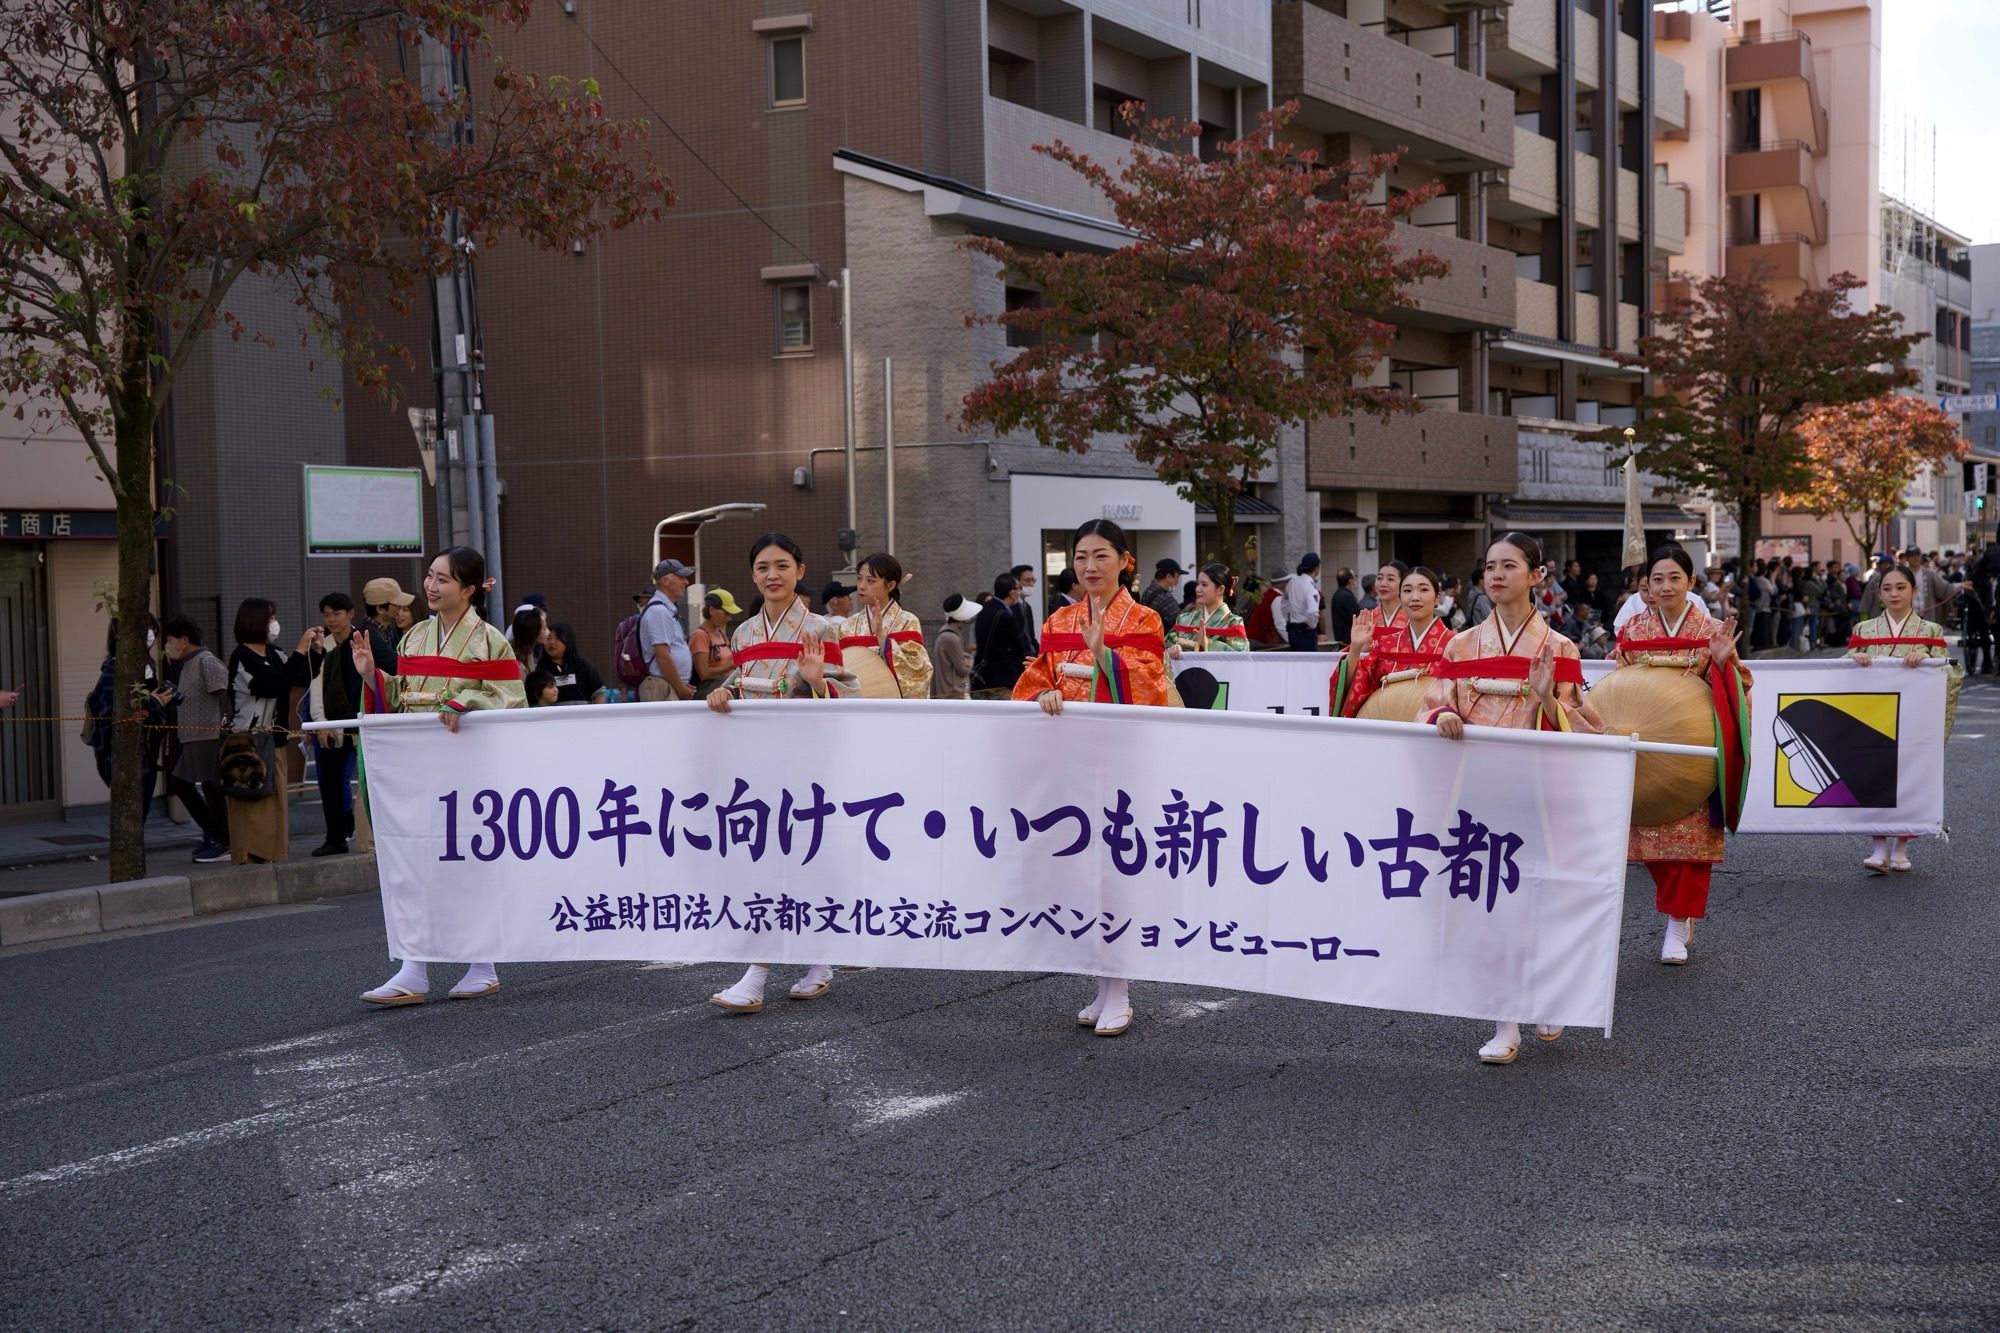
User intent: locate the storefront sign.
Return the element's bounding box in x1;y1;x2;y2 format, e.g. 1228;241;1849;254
0;510;116;540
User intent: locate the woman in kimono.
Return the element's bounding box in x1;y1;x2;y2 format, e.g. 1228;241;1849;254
706;533;857;1013
1014;519;1170;1038
1166;563;1248;657
1613;544;1747;966
1353;559;1410;645
1336;564;1453;717
837;552;932;698
1422;534;1599;1066
1848;563;1948;873
352;546;526;1005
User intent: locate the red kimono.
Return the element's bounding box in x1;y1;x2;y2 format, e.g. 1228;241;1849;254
1014;588;1170;707
1613;602;1751;920
1335;615;1453;718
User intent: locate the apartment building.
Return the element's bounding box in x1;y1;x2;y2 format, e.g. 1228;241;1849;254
333;0;1695;640
1283;0;1686;577
1479;0;1692;571
1653;0;1980;568
1967;243;2000;548
0;78;136;821
1877;197;1974;552
335;1;1279;636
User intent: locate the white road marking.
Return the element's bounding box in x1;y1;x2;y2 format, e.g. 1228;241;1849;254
780;1030;972;1132
0;999;714;1202
1951;733;1986;740
255;1035;493;1327
854;1091;970;1126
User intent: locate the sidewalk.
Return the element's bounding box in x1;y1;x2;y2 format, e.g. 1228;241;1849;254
1;783;341;895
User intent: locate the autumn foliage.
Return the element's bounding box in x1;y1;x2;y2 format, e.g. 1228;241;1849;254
1779;395;1969;554
958;103;1447;568
0;0;668;879
1618;270;1918;624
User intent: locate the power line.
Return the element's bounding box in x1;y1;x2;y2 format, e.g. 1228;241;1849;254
569;19;821;267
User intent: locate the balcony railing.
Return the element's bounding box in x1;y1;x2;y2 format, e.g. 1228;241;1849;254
1358;20;1459;62
1729;28;1811;47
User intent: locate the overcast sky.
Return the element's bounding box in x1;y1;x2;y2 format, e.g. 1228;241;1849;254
1881;0;2000;243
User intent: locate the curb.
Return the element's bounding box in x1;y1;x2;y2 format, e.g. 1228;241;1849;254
0;853;379;947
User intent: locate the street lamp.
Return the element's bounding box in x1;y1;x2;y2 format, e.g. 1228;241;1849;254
652;502;769;627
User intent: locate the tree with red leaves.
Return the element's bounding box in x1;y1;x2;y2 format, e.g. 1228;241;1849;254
958;103;1446;571
1619;270;1918;626
1779;394;1969;556
0;0;668;880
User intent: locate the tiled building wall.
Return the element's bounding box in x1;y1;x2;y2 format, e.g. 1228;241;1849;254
341;1;961;652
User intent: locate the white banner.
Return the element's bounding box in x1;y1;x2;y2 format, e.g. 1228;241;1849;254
1579;657;1947;834
361;701;1640;1030
1173;651;1340;716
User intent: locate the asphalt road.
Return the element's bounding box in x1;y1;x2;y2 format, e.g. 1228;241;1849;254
3;683;1997;1331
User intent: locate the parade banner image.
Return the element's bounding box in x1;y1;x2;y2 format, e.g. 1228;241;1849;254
1578;658;1947;835
361;701;1640;1030
1173;651;1339;715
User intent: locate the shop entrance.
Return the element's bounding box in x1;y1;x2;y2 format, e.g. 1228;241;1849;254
0;547;58;819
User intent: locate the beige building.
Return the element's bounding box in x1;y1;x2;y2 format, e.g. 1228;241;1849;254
1653;0;1976;569
1;65;133;821
2;411;125;819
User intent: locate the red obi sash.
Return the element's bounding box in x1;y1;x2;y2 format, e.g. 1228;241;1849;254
1847;636;1947;649
1041;631;1165;658
393;655;523;681
1374;650;1444;672
1429;654;1585;685
1178;622;1247;640
734;639;846;666
836;632;924;652
1616;635;1711;655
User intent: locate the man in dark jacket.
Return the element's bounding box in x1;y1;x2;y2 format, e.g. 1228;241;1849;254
290;591;397;856
971;574;1031;693
1140;559;1186;628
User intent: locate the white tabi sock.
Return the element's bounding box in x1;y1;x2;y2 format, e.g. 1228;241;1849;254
368;960;429;997
1077;976;1110;1024
717;964;769;1006
788;963;834;996
452;962;499;994
1095;977;1130;1021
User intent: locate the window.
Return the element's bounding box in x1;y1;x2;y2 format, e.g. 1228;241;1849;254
1004;286;1044;349
1094;85;1141;134
770;36;805;107
1987;427;1997;448
990;48;1035;109
776;284;811;352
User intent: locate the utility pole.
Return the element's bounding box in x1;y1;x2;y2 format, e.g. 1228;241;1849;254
838;266;858;573
419;30;504;609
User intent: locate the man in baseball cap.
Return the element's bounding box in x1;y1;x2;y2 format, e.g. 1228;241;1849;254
640;559;697;701
362;577;415;646
819;580;855;618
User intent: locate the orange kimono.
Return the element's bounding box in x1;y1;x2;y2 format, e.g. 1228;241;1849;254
1614;602;1751;919
1418;612;1595;733
1014;587;1170;707
1339;615;1454;718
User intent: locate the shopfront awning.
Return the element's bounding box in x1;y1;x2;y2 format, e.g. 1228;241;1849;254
1195;495;1283;523
1489;501;1700;533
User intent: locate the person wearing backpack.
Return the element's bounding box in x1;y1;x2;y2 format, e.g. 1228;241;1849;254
637;559;697;702
85;614;165;825
611;589;652;698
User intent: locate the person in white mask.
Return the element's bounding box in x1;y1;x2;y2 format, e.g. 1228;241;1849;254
225;598;293;866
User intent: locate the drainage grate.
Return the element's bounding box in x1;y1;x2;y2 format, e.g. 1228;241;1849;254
39;834;110;847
